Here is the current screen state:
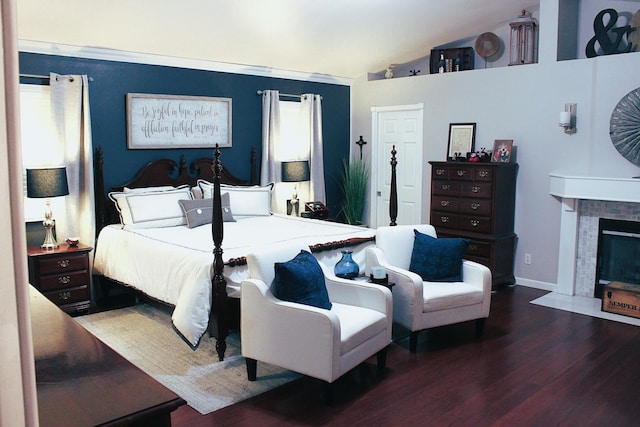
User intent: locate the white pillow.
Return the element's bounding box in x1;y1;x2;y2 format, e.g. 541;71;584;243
109;186;193;228
197;180;274;216
123;185;177;193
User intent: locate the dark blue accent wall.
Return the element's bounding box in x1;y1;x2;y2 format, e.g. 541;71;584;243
19;52;350;217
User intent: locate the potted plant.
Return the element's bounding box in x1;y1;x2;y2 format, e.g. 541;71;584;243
338;157;369;225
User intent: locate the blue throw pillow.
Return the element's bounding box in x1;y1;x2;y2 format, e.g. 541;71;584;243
409;229;470;282
272;250;332;310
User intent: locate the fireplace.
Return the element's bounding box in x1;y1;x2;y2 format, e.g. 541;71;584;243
594;218;640;298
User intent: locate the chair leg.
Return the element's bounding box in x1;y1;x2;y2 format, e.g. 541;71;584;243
409;331;419;353
245;358;257;381
475;318;486;338
376;346;388;370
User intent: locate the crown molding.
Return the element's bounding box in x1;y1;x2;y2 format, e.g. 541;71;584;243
18;40;352;86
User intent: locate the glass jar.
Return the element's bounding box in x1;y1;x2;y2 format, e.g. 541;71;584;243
334;249;359;279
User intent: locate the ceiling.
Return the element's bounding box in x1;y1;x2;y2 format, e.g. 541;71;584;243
17;0;537;79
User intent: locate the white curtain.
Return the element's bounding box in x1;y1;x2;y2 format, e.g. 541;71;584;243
260;90;282;210
301;93;325;203
50;73;95;247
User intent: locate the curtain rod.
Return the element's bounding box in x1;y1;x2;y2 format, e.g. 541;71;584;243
19;73;94;82
256;90;321;100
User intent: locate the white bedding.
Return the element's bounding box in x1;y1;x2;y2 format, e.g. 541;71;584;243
93;214;375;347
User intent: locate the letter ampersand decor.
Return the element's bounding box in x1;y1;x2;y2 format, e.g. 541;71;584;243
586;8;636;58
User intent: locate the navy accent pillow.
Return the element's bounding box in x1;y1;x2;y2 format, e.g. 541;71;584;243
409;229;470;282
273;250;332;310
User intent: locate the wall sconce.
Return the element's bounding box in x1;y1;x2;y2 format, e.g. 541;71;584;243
559;103;577;134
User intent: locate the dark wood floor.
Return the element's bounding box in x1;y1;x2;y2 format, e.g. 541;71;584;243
172;286;640;426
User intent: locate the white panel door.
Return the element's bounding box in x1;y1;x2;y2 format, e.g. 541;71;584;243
371;104;423;228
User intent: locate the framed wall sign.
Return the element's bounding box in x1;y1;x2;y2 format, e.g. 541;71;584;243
447;123;476;160
126;93;232;149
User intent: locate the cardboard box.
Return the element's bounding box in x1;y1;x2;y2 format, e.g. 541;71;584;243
602;281;640;319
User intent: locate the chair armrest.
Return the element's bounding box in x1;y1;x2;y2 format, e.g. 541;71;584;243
462;259;492;295
323;270;392;316
240;278;340;376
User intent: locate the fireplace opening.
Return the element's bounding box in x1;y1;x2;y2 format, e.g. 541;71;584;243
594;218;640;298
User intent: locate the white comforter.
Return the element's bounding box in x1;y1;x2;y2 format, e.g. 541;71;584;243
92;214;375;347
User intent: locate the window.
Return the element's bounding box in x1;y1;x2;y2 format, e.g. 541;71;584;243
279;100;309;161
20;84;61;220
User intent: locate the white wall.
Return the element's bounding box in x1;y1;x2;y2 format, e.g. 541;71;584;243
351;1;640;290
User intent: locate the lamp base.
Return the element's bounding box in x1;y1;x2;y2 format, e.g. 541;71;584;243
287;199;300;216
41;224;58;250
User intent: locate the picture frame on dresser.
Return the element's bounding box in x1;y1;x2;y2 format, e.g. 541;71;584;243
447;123;476;160
492;139;513;163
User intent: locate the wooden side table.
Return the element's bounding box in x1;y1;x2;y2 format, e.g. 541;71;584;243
27;243;93;315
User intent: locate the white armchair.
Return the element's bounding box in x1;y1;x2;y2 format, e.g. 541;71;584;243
366;224;491;353
241;242;392;401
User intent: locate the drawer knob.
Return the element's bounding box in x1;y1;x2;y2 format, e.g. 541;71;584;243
471;203;480;210
456;170;466;177
58;275;71;285
471;186;480;193
470;219;480;227
441;200;450;207
441;184;451;191
440;216;450;223
478;170;489;178
436;169;445;176
469;244;478;251
57;259;71;268
58;291;71;301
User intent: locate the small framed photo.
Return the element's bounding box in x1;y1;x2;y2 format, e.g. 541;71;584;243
492;139;513;162
447;123;476;160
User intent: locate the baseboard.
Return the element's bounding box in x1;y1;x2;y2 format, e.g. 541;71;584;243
514;277;556;292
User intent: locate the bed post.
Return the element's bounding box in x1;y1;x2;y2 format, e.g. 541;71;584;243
94;146;106;235
250;146;258;185
389;145;398;226
210;145;229;361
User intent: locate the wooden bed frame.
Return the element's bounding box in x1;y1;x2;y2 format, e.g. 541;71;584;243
94;144;398;361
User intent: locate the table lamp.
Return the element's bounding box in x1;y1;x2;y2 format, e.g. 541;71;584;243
27;167;69;249
281;160;310;216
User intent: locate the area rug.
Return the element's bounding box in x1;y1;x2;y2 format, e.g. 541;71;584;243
74;304;300;415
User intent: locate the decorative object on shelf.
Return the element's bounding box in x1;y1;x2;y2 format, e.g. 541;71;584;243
491;140;513;163
385;66;394;79
438;51;446;73
586;9;635;58
475;32;502;67
468;148;491;163
631;11;640;52
409;69;420;76
559;103;577;134
355;135;367;159
26;167;69;249
508;9;537;66
447;123;476;161
338;157;369;225
334;249;359;279
281;160;310;216
609;87;640;165
430;48;474;74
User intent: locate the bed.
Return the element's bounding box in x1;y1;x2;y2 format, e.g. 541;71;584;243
92;146;398;360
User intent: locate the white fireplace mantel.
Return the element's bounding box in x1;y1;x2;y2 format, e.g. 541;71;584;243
549;174;640;295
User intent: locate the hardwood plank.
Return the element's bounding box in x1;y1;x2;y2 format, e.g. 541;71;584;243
172;286;640;426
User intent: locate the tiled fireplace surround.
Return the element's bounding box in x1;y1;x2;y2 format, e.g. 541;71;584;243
549;174;640;297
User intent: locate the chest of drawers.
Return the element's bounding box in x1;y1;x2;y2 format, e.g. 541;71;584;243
429;161;518;288
28;243;93;315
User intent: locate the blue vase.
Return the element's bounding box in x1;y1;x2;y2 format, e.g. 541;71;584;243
334;250;359;279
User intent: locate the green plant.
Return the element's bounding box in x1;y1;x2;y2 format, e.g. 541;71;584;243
339;157;369;225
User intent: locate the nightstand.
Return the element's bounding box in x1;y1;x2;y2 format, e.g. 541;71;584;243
27;243;93;315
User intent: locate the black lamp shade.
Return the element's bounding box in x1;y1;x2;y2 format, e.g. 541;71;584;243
281;161;310;182
26;167;70;198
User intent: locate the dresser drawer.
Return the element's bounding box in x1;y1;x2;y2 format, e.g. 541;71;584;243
474;167;494;182
432;166;449;179
432;196;459;212
431;212;460;229
432;180;461;196
466;240;492;258
450;167;474;180
43;285;90;306
459;215;492;234
36;252;89;275
458;198;492;216
38;270;89;291
461;182;492;198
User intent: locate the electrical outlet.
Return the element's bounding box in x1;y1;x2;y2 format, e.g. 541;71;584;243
524;253;532;265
